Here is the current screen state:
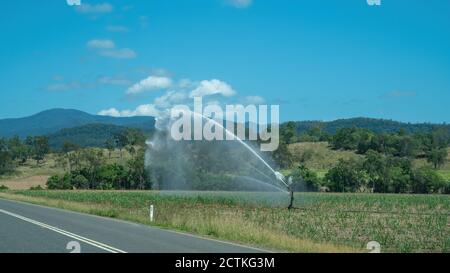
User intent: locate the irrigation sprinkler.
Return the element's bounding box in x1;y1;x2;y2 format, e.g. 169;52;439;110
275;172;295;210
287;177;294;210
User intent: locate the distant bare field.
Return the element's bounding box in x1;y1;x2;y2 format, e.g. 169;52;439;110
0;175;48;190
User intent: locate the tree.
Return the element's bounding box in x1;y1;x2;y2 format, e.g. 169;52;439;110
126;150;151;190
362;150;413;193
291;165;321;192
394;135;419;158
389;167;411;193
46;174;72;190
114;132;128;158
96;164;126;190
71;174;89;189
411;167;446;194
362;150;386;192
0;138;14;175
331;128;374;151
31;136;50;164
280;122;297;144
62;141;79;154
271;141;294;169
426;148;447;169
8;136;30;164
79;148;104;188
105;139;115;159
325;159;368;192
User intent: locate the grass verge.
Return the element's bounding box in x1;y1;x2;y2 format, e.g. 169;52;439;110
0;191;358;253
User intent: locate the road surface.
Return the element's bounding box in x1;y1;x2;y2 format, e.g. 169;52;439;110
0;198;266;253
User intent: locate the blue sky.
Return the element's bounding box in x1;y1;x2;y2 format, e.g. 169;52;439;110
0;0;449;123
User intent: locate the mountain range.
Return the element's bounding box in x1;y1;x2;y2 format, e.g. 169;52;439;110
0;109;155;139
0;109;448;150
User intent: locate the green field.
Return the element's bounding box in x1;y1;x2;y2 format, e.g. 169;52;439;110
0;190;448;253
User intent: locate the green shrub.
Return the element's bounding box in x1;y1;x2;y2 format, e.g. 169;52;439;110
29;185;44;190
411;167;446;194
46;174;72;190
291;165;321;192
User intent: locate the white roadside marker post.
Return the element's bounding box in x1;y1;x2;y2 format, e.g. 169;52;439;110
149;205;154;222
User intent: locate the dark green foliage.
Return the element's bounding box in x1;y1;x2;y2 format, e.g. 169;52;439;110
47;174;72;190
362;151;413;193
71;174;89;189
61;141;79;154
47;124;149;150
126;150;151;190
31;136;50;164
29;185;44;190
325;159;368;192
292;117;450;136
322;150;447;194
8;136;31;163
331;128;374;151
0;138;14;175
291;165;321;192
0;185;9;190
411;167;447;194
46;148;151;190
271;141;294;169
280;122;297;144
297;126;331;142
426;148;448;169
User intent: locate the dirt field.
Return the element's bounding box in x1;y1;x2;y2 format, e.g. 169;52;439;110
0;175;48;190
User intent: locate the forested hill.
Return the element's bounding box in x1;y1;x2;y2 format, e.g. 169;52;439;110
293;117;450;135
0;109;155;138
46;123;149;150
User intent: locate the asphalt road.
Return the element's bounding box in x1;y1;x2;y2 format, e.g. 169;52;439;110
0;198;266;253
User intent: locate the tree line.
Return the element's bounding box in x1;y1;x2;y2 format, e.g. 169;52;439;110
47;128;149;190
0;136;50;175
283;127;450;194
2;123;448;194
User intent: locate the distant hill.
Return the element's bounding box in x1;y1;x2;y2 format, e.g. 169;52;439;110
293;117;450;135
2;109;449;149
47;123;145;150
0;109;155;138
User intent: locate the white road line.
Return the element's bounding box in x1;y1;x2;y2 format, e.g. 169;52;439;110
0;208;127;253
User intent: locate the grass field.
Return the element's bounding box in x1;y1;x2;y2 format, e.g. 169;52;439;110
288;142;450;181
0;190;448;253
0;148;132;189
288;142;363;170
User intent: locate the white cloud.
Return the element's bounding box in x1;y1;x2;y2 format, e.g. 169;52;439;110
76;3;114;14
178;78;197;89
98;108;121;117
87;39;136;59
98;104;160;117
87;39;115;49
243;95;265;104
154;91;188;108
132;104;160;116
126;76;173;95
226;0;253;8
189;79;236;98
99;48;137;59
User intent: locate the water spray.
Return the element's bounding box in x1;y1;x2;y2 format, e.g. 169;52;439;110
275;172;295;210
146;109;295;207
